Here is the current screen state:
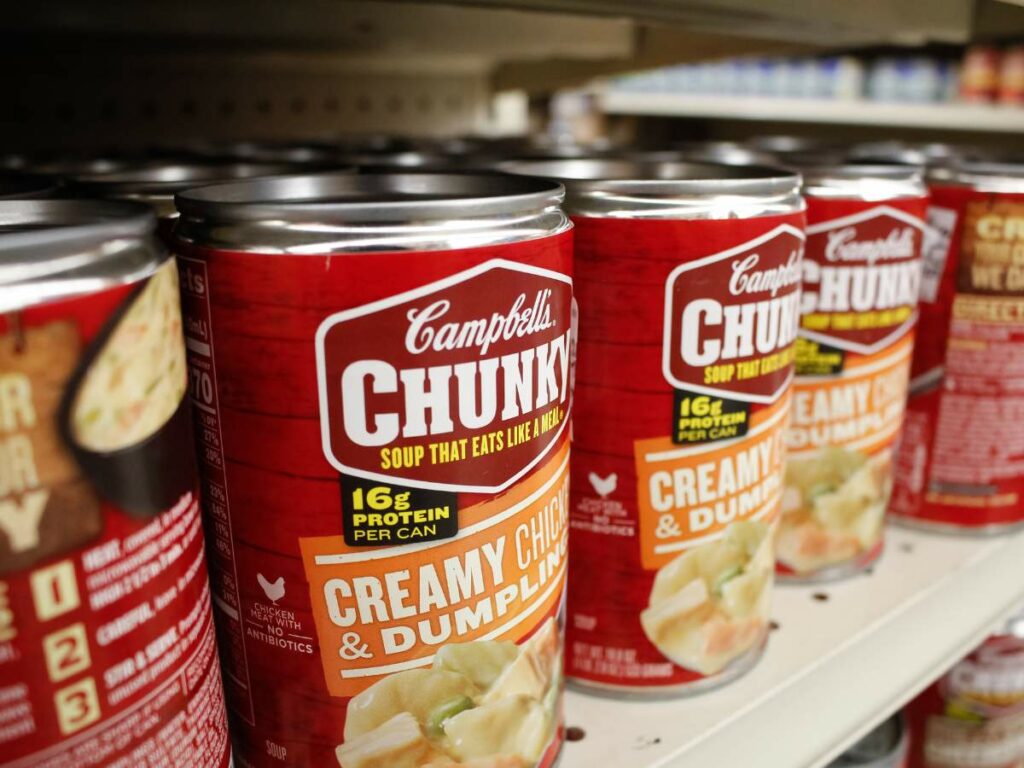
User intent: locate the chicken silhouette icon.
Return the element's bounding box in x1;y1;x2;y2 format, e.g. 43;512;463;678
257;573;285;604
588;472;617;498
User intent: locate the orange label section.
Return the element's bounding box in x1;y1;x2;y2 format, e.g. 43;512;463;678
298;443;569;697
787;335;914;460
634;396;789;571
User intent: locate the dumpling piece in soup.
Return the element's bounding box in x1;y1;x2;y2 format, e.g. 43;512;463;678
337;618;561;768
640;519;772;676
71;261;187;451
777;447;892;574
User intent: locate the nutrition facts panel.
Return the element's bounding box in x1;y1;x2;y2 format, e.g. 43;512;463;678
179;256;256;727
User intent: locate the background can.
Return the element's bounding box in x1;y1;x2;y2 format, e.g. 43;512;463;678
777;162;928;581
64;159;332;238
174;173;573;768
905;611;1024;767
891;162;1024;533
504;159;804;695
829;714;909;768
0;200;230;768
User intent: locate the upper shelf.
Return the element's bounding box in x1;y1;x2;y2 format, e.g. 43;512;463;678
558;524;1024;768
600;91;1024;133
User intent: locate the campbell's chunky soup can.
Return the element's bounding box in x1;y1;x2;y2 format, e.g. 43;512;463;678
891;162;1024;532
778;162;928;580
0;200;230;767
505;159;804;694
173;174;573;767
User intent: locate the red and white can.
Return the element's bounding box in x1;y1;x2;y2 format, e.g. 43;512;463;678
905;615;1024;768
0;200;230;768
891;162;1024;533
778;162;928;581
505;159;805;694
173;173;573;767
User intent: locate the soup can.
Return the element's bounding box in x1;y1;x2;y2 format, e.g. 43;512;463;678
174;173;573;767
891;162;1024;533
65;160;334;243
829;715;909;768
504;159;804;695
0;200;230;767
905;615;1024;767
778;162;928;581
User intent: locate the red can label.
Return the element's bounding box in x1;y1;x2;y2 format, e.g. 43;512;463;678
0;262;230;768
178;233;572;767
661;225;803;403
779;199;927;576
892;186;1024;529
569;211;804;691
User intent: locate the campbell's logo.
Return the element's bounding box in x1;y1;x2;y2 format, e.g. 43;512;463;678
663;225;805;403
802;205;925;354
405;291;555;357
825;225;917;263
316;260;573;492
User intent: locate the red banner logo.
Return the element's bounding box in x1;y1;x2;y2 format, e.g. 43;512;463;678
802;205;924;354
662;224;805;403
316;259;573;492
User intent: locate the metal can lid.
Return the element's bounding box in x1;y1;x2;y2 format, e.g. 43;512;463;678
175;172;565;223
0;199;160;310
953;160;1024;191
68;160;305;197
746;134;839;156
500;158;801;217
25;156;142;179
671;141;775;166
847;141;967;166
502;157;798;191
0;171;58;199
167;139;340;165
796;160;926;186
342;150;455;169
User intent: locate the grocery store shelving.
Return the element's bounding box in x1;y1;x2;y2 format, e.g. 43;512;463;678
600;91;1024;133
560;525;1024;768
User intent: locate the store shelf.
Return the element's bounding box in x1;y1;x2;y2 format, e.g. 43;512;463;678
600;92;1024;133
560;525;1024;768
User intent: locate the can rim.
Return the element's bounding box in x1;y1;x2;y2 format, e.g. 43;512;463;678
174;172;566;222
175;140;340;165
620;147;776;167
0;170;59;199
69;161;309;196
499;158;800;196
0;199;157;286
797;162;925;185
954;160;1024;189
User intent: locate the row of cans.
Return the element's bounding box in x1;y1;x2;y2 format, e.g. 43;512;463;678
1;137;1023;768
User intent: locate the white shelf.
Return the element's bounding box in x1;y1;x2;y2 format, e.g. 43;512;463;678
600;92;1024;133
560;525;1024;768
